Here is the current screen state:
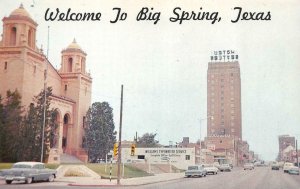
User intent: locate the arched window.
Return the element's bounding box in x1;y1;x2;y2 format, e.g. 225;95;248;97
10;27;17;46
64;114;69;124
81;58;85;73
68;58;73;72
28;29;32;47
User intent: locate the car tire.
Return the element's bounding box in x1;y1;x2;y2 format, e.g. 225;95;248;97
25;177;33;184
5;180;12;184
48;174;55;182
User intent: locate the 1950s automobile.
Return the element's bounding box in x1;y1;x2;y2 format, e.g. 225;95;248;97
0;162;57;184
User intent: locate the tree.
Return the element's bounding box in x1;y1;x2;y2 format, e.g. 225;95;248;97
84;102;116;162
18;87;58;162
137;133;159;147
0;90;23;162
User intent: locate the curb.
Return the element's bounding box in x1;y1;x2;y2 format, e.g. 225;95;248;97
67;176;184;187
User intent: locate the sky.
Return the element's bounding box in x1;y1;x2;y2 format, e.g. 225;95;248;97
1;0;300;161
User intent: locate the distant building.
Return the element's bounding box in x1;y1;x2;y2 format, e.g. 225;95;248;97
278;135;295;161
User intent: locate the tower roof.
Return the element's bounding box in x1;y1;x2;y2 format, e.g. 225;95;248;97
10;3;31;18
66;38;82;50
62;38;86;56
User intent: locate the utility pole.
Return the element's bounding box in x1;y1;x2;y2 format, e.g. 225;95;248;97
117;85;123;185
40;26;50;163
296;140;298;167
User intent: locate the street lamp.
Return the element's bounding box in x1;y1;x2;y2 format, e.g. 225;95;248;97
199;116;214;164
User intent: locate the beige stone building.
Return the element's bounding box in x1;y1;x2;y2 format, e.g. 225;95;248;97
0;4;92;163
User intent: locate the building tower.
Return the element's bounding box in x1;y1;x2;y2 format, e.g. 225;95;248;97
207;50;242;140
59;39;92;158
0;4;43;104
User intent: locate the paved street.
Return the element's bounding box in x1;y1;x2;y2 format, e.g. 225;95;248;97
135;167;300;189
0;167;300;189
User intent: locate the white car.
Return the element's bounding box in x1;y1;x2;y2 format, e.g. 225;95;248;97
283;162;294;173
203;165;219;175
185;165;207;178
243;163;254;170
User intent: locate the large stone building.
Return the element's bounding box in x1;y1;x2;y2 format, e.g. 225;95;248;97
205;50;243;165
207;51;242;139
0;4;92;162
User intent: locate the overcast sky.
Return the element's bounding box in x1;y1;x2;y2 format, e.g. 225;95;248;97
1;0;300;161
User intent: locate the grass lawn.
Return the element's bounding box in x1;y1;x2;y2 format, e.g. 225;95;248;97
86;163;153;179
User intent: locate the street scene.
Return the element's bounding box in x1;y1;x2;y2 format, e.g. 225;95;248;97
1;166;300;189
0;1;300;189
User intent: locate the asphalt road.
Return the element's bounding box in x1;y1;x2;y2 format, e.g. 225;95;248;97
136;167;300;189
0;167;299;189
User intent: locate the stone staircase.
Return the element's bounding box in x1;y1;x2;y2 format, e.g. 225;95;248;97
60;153;83;164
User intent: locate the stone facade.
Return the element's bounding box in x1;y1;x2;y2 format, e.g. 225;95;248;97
0;4;92;163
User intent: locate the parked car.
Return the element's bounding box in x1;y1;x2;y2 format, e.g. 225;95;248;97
203;164;219;175
243;163;254;170
185;165;207;178
283;162;294;173
219;164;232;172
288;166;299;175
213;162;221;169
271;162;280;170
0;162;56;184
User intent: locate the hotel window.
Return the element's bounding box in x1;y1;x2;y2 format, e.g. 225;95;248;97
231;116;235;120
211;99;215;102
4;62;7;70
231;122;235;126
231;128;235;132
230;80;234;83
221;79;224;82
230;104;234;107
211;92;215;96
231;110;234;114
185;155;190;160
211;74;214;78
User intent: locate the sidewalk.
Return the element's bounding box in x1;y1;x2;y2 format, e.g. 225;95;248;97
57;173;184;187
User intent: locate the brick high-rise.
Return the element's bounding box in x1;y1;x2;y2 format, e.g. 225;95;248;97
207;52;242;140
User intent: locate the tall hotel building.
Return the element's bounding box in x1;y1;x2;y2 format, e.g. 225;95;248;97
207;50;242;140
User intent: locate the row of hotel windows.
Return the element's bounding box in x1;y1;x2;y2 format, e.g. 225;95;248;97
209;79;234;84
210;128;236;133
210;73;235;78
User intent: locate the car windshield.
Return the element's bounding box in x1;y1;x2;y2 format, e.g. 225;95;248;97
188;166;198;170
12;164;32;168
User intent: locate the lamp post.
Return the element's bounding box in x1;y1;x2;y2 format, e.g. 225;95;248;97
199;116;213;164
